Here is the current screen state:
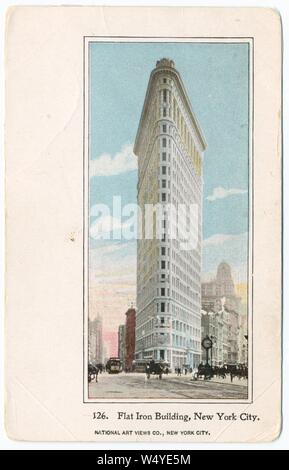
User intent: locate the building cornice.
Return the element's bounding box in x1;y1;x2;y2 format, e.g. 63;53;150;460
134;62;207;156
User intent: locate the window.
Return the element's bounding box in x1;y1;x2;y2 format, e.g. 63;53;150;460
163;90;167;102
161;247;166;256
161;288;165;296
162;166;166;175
162;152;166;161
162;180;166;188
161;317;165;324
161;274;165;281
162;193;166;202
161;303;165;312
163;108;167;117
161;261;166;269
162;138;166;147
163;78;167;84
162;124;167;133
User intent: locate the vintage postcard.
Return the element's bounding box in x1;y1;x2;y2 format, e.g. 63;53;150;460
5;6;282;442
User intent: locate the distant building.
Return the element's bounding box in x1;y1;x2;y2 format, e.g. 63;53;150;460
227;309;239;364
102;343;109;366
202;262;240;312
238;314;248;365
201;309;228;366
201;262;243;365
118;324;126;365
88;315;103;364
125;307;136;371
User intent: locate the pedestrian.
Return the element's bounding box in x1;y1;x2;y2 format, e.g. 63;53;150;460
191;367;198;381
145;363;150;380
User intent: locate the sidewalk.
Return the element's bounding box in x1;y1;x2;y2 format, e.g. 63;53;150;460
169;373;248;388
208;375;248;387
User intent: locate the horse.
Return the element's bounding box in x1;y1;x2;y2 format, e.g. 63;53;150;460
88;363;99;383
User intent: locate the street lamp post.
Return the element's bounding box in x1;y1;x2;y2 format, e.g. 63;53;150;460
210;335;217;367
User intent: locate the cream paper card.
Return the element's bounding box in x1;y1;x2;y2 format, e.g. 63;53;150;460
5;6;282;442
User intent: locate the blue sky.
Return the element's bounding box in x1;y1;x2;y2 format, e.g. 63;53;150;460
89;41;249;294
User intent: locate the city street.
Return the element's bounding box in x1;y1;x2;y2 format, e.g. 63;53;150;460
88;372;248;400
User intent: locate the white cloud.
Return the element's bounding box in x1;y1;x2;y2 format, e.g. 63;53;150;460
90;143;137;177
89;251;136;286
203;233;244;247
206;186;247;201
90;240;135;258
92;273;136;285
90;214;133;239
95;242;130;256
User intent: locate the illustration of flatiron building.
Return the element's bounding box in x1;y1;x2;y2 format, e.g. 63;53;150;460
134;59;206;369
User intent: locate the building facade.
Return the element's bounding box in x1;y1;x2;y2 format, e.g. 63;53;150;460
238;314;248;365
201;310;228;366
88;315;103;364
202;262;241;313
201;262;242;365
134;58;206;369
118;324;126;365
125;307;136;371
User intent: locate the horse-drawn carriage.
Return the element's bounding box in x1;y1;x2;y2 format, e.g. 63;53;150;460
195;364;214;380
193;363;248;381
226;364;248;381
145;360;169;379
88;363;99;383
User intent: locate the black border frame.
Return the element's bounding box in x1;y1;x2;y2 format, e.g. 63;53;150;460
83;36;254;405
